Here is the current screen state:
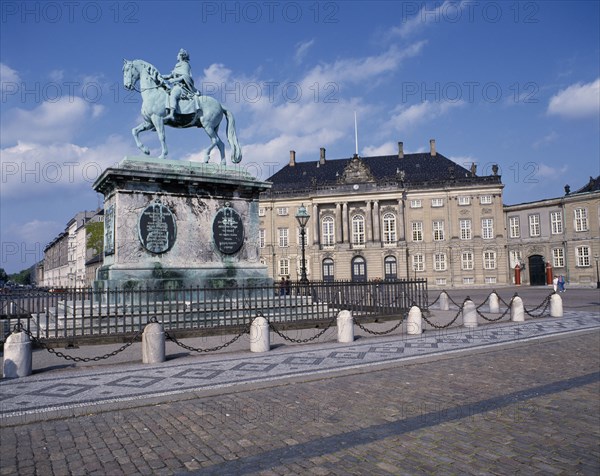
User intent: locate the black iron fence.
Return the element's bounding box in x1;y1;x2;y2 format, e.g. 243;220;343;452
0;279;427;343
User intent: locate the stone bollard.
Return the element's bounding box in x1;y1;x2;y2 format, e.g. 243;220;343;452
511;296;525;322
462;299;478;328
337;310;354;343
250;315;270;352
438;291;449;311
3;331;32;378
407;305;422;335
488;292;500;313
550;293;563;317
142;322;165;364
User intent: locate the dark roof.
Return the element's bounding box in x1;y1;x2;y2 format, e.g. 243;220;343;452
266;152;499;192
574;175;600;194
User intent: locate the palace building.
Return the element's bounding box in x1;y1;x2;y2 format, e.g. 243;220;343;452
258;140;509;288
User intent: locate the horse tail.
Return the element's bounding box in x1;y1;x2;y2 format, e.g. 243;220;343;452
223;107;242;163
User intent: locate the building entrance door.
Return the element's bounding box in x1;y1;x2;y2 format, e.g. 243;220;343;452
528;255;546;285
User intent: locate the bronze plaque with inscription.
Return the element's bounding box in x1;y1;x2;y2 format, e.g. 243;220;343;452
138;199;177;254
212;205;244;255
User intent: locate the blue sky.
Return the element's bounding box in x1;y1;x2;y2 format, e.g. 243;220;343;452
1;0;599;273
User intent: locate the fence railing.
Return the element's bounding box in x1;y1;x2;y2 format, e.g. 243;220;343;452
0;279;428;343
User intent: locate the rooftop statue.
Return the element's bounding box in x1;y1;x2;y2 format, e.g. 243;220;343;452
123;49;242;164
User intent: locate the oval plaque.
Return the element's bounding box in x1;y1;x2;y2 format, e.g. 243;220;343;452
213;204;244;255
138;199;177;254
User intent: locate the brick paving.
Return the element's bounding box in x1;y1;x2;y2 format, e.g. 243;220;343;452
1;320;599;474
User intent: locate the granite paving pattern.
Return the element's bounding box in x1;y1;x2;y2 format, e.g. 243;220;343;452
1;310;598;424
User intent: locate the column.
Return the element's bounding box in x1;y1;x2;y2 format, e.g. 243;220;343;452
398;199;406;241
342;202;349;244
335;203;343;243
366;201;373;242
312;203;319;246
373;201;380;242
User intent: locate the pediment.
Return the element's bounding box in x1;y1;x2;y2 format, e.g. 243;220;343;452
338;155;376;184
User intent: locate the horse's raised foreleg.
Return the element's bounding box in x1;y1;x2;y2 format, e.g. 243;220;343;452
151;115;168;160
132;121;154;155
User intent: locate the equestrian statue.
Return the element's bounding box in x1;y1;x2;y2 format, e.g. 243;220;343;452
123;49;242;164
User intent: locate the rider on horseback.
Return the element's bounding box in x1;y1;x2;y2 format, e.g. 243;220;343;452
162;48;199;122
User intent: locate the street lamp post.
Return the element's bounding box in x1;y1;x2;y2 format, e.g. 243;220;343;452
595;253;600;289
295;204;310;285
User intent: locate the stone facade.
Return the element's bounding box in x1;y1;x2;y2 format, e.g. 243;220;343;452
258;142;508;288
504;177;600;287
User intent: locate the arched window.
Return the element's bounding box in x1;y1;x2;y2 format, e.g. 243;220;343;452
351;256;367;282
384;256;397;280
322;258;334;282
382;213;396;244
352;215;365;245
322;216;335;247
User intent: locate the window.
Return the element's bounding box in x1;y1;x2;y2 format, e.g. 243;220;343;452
351;256;367;282
412;221;423;242
576;246;590;266
276;207;289;216
410;199;422;208
322;258;334;282
297;227;307;246
458;196;470;206
574;208;588;232
412;254;424;272
463;277;474;285
259;257;266;266
483;250;497;270
485;277;497;284
480;195;492;204
550;211;563;234
552;248;565;268
278;228;288;248
259;229;265;248
460;219;472;240
434;253;447;271
322;216;335;247
461;251;474;270
433;221;445;241
431;198;444;208
435;278;447;286
382;213;397;244
509;250;523;269
528;214;540;237
352;215;365;245
258;207;266;217
509;217;520;238
384;256;397;280
482;218;494;239
278;258;289;276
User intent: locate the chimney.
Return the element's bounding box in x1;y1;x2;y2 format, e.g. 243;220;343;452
289;150;296;167
398;141;404;159
320;147;326;165
429;139;436;157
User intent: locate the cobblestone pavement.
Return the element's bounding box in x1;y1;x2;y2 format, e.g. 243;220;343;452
1;311;599;474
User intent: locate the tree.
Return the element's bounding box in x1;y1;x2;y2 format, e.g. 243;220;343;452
0;267;8;284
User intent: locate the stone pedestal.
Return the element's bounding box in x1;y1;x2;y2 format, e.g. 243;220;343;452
93;157;272;292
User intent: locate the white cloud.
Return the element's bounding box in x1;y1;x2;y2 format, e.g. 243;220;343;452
537;163;568;178
390;100;463;131
532;131;558;149
294;39;315;64
389;1;469;39
6;219;61;244
0;63;19;83
362;142;397;156
547;78;600;119
1;97;103;145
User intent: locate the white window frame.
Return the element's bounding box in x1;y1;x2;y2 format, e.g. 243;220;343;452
276;207;289;216
509;216;520;238
433;220;445;241
480;195;492;205
382;213;397;244
485;277;497;284
458;196;470;206
482;218;494;239
483;250;497;270
461;251;474;270
352;214;365;245
528;214;540;237
259;229;265;248
574;208;588;232
412;254;425;272
435;278;447;286
552;248;564;268
576;246;590;267
509;250;523;269
460;219;472;240
410;199;422;209
434;252;447;271
412;221;423;242
278;258;290;276
321;216;335;247
278;228;289;248
463;277;474;285
258;207;266;217
431;198;444;208
550;211;563;235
